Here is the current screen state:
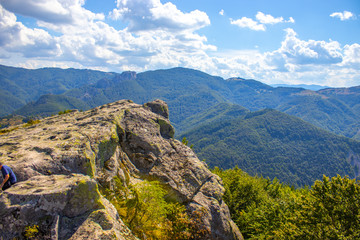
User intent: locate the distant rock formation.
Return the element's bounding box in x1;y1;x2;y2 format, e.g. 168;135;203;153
0;99;242;239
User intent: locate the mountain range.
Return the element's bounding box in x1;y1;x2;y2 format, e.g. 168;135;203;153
2;64;360;186
271;83;329;91
0;64;114;117
2;65;360;140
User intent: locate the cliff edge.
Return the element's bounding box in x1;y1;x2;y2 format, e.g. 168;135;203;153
0;99;242;239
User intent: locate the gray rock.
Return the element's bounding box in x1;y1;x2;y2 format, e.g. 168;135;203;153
0;99;242;239
143;99;169;119
0;174;137;240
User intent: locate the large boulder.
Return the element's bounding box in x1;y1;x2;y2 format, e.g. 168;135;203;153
0;99;242;239
0;174;137;240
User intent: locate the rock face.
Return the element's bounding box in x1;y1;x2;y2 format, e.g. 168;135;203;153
0;99;242;240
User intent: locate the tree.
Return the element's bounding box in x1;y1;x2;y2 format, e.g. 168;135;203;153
100;178;206;239
294;175;360;239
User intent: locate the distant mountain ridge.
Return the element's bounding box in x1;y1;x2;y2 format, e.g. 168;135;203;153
0;64;113;116
1;64;360;140
271;83;330;91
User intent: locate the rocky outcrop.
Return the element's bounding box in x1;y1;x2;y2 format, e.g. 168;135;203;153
0;174;136;240
0;99;242;239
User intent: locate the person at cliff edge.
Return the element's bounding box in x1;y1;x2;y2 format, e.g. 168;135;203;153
0;162;17;191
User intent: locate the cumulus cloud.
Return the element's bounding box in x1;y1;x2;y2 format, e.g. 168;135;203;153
265;28;343;71
0;5;59;57
0;0;72;24
110;0;210;32
0;1;359;87
330;11;355;21
0;0;216;74
219;9;224;16
231;17;265;31
231;12;294;31
342;43;360;68
256;12;284;24
208;29;360;87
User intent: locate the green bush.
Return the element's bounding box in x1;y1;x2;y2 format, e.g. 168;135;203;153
100;177;208;239
23;225;39;239
214;167;360;239
58;109;72;115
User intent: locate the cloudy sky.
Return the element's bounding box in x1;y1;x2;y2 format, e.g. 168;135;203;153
0;0;359;87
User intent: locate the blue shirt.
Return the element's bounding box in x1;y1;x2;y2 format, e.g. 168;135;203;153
1;165;17;184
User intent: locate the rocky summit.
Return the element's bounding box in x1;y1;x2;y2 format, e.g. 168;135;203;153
0;99;242;240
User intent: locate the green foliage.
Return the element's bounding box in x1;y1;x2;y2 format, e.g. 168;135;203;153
183;109;360;186
0;126;19;135
23;225;39;240
100;177;207;240
58;109;72;115
290;175;360;239
24;119;40;127
181;137;193;149
181;137;194;149
215;167;360;239
182;137;188;145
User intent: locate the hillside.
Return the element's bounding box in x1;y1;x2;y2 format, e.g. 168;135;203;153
14;94;91;117
176;102;249;135
3;65;360;139
0;64;113;116
9;67;230;130
0;99;242;240
180;108;360;186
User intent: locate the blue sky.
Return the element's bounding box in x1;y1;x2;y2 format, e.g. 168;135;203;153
0;0;359;87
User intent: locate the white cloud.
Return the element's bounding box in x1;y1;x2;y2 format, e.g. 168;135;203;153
231;12;294;31
0;0;215;74
256;12;284;24
330;11;354;21
274;28;343;66
208;29;360;87
0;5;59;57
111;0;210;32
0;0;73;24
231;17;265;31
0;1;359;88
288;17;295;23
264;28;344;74
219;9;224;16
342;43;360;68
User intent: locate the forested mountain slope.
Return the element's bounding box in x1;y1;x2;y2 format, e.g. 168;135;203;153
180;108;360;186
2;65;360;139
0;64;113;116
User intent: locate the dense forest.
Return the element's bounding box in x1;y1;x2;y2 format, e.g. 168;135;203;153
213;167;360;239
181;108;360;186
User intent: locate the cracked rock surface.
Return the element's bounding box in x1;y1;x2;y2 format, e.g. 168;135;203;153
0;99;242;240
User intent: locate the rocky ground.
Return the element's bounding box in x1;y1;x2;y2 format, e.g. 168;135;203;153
0;99;242;240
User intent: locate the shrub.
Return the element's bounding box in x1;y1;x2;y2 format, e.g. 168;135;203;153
100;177;207;239
23;225;39;240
